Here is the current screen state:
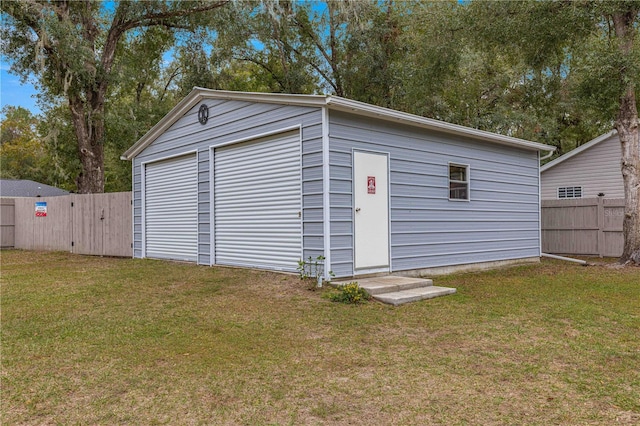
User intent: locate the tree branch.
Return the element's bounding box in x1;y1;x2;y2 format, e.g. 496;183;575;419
101;1;229;85
282;42;338;93
160;66;182;102
235;54;289;92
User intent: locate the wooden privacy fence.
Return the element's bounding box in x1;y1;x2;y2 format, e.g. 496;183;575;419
541;197;624;257
0;192;132;257
1;198;15;248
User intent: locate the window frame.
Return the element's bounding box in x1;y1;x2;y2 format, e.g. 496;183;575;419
557;186;583;199
448;162;470;202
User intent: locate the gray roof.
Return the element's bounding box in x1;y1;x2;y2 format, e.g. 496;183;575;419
0;179;69;197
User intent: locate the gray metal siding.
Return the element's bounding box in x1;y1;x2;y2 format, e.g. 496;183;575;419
133;98;542;276
328;111;540;277
132;100;323;267
541;134;624;199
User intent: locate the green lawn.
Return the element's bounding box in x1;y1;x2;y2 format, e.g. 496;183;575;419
1;250;639;425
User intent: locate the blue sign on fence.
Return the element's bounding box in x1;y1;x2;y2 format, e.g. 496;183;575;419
35;201;47;217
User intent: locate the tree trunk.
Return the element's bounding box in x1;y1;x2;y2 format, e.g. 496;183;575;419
69;96;105;194
612;9;640;265
615;92;640;265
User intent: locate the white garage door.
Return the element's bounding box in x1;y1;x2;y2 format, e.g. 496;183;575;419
214;131;301;271
145;154;198;262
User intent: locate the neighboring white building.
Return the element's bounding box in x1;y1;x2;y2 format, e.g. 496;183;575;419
540;131;624;199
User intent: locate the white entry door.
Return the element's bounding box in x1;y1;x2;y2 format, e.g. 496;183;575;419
354;151;389;271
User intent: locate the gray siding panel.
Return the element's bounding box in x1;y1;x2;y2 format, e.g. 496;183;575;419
132;100;323;267
328;110;540;276
541;134;624;199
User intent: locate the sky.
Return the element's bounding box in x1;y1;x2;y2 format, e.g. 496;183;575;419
0;0;316;119
0;60;40;116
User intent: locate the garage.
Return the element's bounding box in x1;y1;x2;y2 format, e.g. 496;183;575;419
144;153;198;262
213;131;301;271
124;88;554;279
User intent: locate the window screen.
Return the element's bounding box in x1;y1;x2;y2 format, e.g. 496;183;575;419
449;164;469;200
558;186;582;199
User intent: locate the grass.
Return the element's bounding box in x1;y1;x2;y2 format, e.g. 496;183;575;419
1;250;639;425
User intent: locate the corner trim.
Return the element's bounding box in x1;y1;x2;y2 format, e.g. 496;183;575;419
321;107;332;279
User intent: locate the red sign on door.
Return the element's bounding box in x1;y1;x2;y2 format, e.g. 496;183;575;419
367;176;376;194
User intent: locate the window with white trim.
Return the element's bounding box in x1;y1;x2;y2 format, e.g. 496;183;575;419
557;186;582;199
449;163;469;200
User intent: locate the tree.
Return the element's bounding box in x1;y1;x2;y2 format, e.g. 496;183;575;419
0;106;48;183
610;4;640;264
1;0;228;193
460;1;640;264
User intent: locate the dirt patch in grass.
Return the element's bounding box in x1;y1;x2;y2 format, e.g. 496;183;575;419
2;250;639;425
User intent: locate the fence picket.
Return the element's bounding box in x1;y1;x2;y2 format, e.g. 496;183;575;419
541;197;624;257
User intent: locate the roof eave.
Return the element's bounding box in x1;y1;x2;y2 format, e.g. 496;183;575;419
326;97;555;153
122;88;556;161
540;130;617;173
121;89;205;160
121;88;329;161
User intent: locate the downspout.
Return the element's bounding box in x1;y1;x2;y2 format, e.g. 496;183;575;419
321;105;332;285
539;148;586;266
541;252;588;265
540;149;554;161
538;147;556;258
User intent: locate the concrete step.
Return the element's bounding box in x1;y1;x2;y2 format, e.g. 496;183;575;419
333;275;456;305
355;276;433;295
373;286;457;306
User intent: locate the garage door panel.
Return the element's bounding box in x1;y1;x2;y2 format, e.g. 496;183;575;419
215;155;300;175
215;205;300;215
214;131;301;272
216;137;296;159
213;192;300;205
145;154;198;262
214;176;300;192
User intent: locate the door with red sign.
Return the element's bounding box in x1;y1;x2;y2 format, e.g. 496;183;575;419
353;151;389;271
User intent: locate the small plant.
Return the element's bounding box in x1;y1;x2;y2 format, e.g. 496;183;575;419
328;282;370;304
297;256;333;288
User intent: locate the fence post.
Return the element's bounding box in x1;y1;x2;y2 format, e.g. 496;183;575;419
597;195;605;258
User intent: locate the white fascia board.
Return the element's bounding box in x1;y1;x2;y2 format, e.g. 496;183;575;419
326;96;556;153
121;89;205;160
192;87;328;107
121;88;328;161
122;88;556;161
540;130;617;173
